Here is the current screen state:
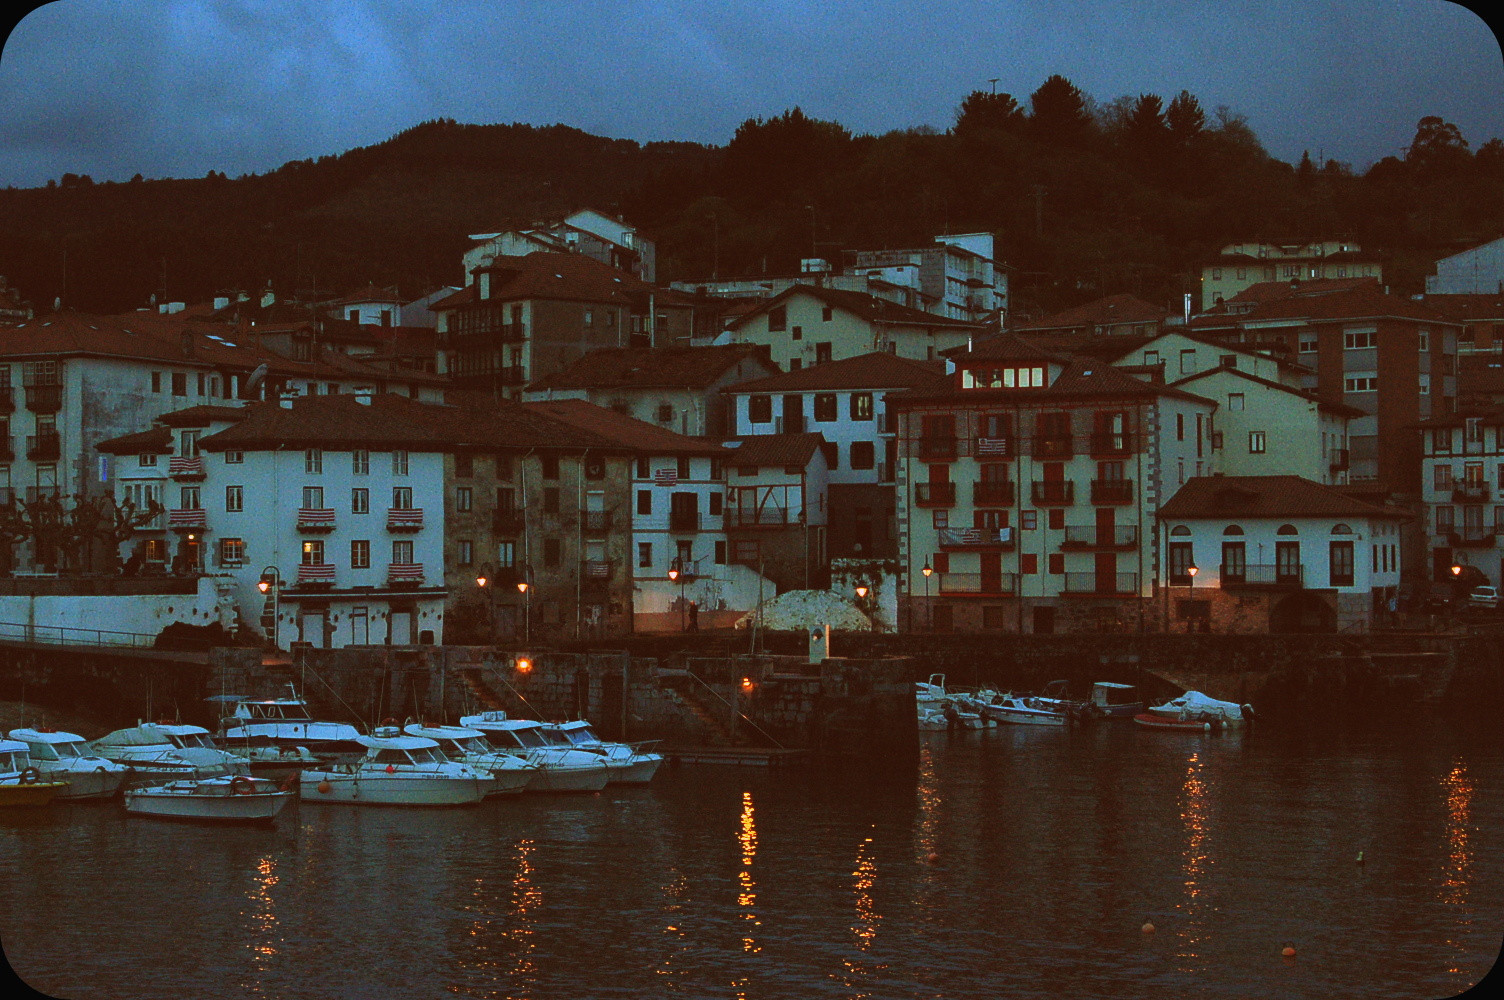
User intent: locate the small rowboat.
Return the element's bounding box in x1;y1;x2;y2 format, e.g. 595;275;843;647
1133;712;1220;733
125;775;295;823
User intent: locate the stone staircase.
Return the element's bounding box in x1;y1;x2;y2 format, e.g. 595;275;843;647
655;672;747;746
459;668;508;712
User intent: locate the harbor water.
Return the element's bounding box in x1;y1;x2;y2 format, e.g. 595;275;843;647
2;714;1500;999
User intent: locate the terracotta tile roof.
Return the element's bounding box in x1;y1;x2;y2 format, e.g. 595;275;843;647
722;433;825;468
948;333;1071;364
728;284;985;331
1196;283;1453;327
1158;475;1410;520
520;399;727;455
196;394;463;452
724;351;945;393
1013;331;1158;361
1222;276;1380;306
471;251;641;305
428;285;477;311
1423;294;1504;322
1169;366;1365;418
1014;294;1165;332
1459;355;1504;403
96;426;173;454
525;345;774;392
888;356;1215;408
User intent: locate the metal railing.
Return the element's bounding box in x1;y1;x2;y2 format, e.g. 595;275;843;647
973;480;1015;505
1062;571;1139;595
938;527;1013;548
938;572;1018;594
1031;480;1074;505
914;482;956;506
1217;563;1304;587
1090;479;1133;504
1061;525;1138;548
0;619;161;649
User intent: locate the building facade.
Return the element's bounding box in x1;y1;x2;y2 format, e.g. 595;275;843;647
1201;240;1383;310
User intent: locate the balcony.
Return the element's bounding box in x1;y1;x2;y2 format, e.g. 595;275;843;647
1032;435;1074;459
1062;571;1139;595
972;480;1016;505
582;510;613;534
725;507;796;529
1449;527;1497;548
973;436;1015;459
24;384;62;413
1089;433;1133;457
387;508;425;532
453;321;526;345
295;563;336;586
26;433;60;460
1452;483;1491;503
581;559;614;587
914;482;957;507
386;562;425;586
1329;448;1350;471
168;456;205;480
296;508;337;532
1031;481;1074;506
0;386;13;413
1090;479;1134;505
492;507;524;533
167;508;206;532
1060;525;1139;549
1217;563;1304;588
938;572;1018;594
938;527;1013;550
917;437;958;462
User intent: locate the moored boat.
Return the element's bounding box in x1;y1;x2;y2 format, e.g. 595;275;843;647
0;739;69;806
124;775;294;823
401;723;537;796
90;722;247;783
6;728;131;799
982;694;1068;726
539;721;664;784
299;729;487;806
1133;712;1220;733
1147;691;1252;728
211;687;365;757
459;712;611;792
1086;682;1144;720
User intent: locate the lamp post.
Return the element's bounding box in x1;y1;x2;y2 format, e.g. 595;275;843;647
476;562;496;643
921;562;933;631
1186;564;1198;632
516;564;532;644
257;566;281;650
668;560;685;632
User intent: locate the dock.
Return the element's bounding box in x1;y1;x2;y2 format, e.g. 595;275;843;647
665;747;810;767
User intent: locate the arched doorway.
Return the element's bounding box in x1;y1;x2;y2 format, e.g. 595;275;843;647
1270;592;1337;633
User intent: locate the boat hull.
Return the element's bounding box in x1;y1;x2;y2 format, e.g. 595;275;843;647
40;766;126;800
0;781;67;806
605;756;663;785
125;788;293;822
527;763;611;792
299;771;486;806
1133;712;1218;732
983;703;1066;726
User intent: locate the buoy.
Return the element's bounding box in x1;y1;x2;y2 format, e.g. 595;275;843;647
1141;922;1155;934
385;764;396;774
1356;851;1365;865
1282;946;1297;958
926;852;940;863
317;780;332;794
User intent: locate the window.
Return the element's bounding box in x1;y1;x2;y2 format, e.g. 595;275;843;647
657;403;674;423
636;457;650;478
1047;508;1064;530
791;325;802;341
391;539;413;564
455;453;473;478
1330;541;1355;587
352;488;369;514
196;373;206;396
1466;418;1483;443
1143;351;1160;366
1219;354;1238;369
1420;373;1431;395
305;449;322;474
497;540;516;568
1236;267;1247;280
813;394;838;422
849;393;873;420
1344;375;1378;393
1436;505;1455;532
637;490;652;516
1176;413;1185;441
768;306;787;332
542;454;559;480
138;453;158;468
543;538;561;567
225;450;243;464
1433;428;1454;453
218;538;245;567
789;358;803;370
711;458;724;480
850;441;875;469
1299;337;1318;353
456;487;473;512
1419;330;1430;352
457;540;474;566
638;542;652;568
1211;267;1223;280
180;485;200;509
1021;510;1038;530
1168;541;1195;583
1047;553;1064;574
151;372;162;393
1021;553;1038;574
302;539;325;565
543;487;559;513
821;441;838;470
392;451;409;475
301;486;323;509
1249;431;1266;453
815;342;832;365
178;430;200;457
677;456;691;480
822;305;833;322
715;540;726;564
171;372;187;396
1179;349;1197;375
351;539;370;568
748;395;772;424
225;485;243;511
932;509;949;529
1229;393;1245;411
708;492;722;515
495;452;513;480
391;486;412;510
1434;464;1454;489
1344;330;1377;349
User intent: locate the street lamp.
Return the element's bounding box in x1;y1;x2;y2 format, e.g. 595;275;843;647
516;564;532;644
476;562;496;643
921;563;933;631
668;559;686;632
257;566;281;649
1186;564;1199;633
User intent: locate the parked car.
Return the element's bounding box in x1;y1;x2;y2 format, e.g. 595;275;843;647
1469;586;1500;610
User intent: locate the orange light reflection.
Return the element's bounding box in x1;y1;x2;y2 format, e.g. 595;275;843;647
732;791;759;1000
1176;752;1212;969
1439;760;1475;982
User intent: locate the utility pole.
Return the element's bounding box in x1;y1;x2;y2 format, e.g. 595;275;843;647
988;78;999;95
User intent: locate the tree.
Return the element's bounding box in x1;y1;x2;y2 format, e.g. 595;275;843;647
0;494;163;574
954;90;1024;135
1122;94;1169;161
1407;116;1471;175
1029;75;1094;146
1165;90;1206;146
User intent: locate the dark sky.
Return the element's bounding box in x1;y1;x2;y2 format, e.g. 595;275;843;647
1;0;1500;189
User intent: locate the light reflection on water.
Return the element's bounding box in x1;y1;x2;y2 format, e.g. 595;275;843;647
3;718;1501;999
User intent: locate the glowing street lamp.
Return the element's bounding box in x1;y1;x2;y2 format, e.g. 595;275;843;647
921;563;933;631
257;566;280;649
668;560;686;631
1186;564;1199;632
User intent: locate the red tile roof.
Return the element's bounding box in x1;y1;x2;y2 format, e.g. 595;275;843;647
949;333;1071;364
1422;294;1504;322
520;399;727;455
95;426;174;454
1168;366;1365;418
473;251;642;305
729;284;985;331
724;351;945;393
723;433;826;467
1158;475;1410;520
1194;283;1451;328
888;356;1215;407
196;395;461;451
525;345;774;392
1014;294;1165;332
1223;276;1380;306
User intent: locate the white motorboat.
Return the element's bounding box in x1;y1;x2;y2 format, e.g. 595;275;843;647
0;739;69;806
401;723;537;796
221;741;325;781
915;674;950;709
124;775;294;823
539;721;664;784
211;687;365;757
981;693;1068;726
90;722;248;782
1147;690;1253;728
458;712;611;792
299;729;487;806
1086;682;1144;720
918;701;985;730
6;728;131;799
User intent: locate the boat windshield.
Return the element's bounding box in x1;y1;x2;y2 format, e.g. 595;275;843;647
539;729;573;746
20;742;58;760
405;747;448;765
172;733;218;750
454;736;497;755
508;728;548;748
0;751;26;773
565;727;599;745
53;740;94;759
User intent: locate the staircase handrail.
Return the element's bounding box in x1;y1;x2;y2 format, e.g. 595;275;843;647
682;670;785;750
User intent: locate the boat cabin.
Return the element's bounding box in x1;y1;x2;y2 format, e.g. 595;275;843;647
7;730;97;761
0;740;33;776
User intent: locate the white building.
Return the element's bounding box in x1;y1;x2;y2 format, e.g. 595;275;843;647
1427;237;1504;296
97;393;451;648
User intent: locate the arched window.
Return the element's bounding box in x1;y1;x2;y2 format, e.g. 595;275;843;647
1171;525;1191;536
1277;524;1299;536
1331;523;1353;534
1222;525;1244;535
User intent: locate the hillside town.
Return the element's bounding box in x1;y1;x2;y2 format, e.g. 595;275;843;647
2;214;1503;647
